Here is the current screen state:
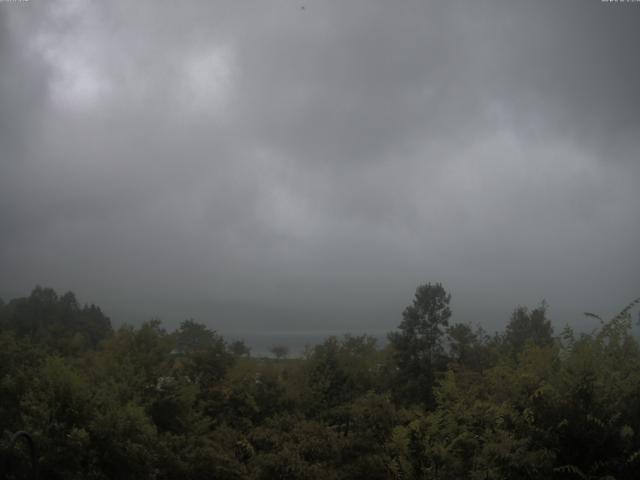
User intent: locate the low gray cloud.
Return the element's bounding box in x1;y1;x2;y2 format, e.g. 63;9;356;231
1;0;639;334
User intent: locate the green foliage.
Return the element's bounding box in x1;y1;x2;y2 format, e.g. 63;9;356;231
2;286;640;480
270;345;290;359
504;302;554;354
388;282;452;406
174;319;223;354
446;322;496;372
229;339;251;358
0;287;113;354
303;335;382;417
249;414;344;479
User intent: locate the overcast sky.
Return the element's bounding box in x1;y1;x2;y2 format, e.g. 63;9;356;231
1;0;639;334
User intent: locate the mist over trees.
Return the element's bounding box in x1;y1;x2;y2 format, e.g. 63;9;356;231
1;285;640;479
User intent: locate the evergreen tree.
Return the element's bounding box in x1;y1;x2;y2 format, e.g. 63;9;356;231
388;282;451;406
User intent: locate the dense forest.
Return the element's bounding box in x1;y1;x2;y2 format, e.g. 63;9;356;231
1;285;639;479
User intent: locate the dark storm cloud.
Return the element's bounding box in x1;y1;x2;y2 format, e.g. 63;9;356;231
1;0;638;333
